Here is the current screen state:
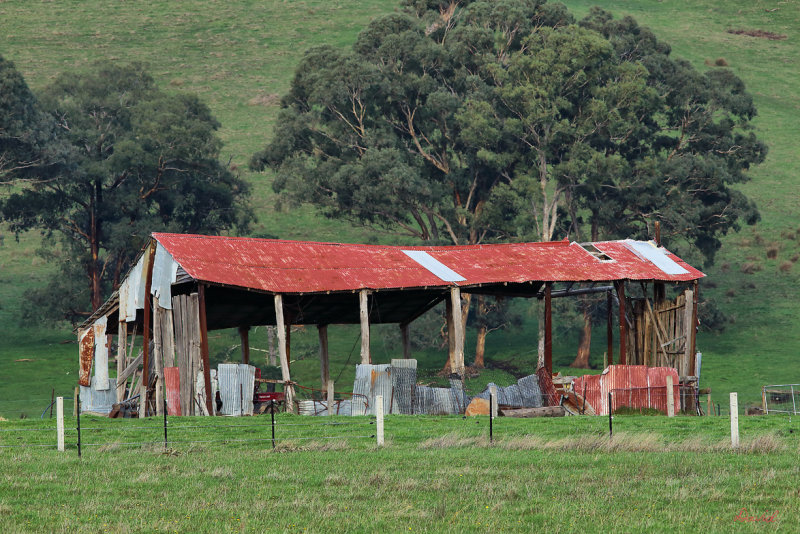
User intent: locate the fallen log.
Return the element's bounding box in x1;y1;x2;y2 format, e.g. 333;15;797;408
500;406;565;418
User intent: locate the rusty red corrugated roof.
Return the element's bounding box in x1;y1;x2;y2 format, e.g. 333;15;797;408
152;233;704;294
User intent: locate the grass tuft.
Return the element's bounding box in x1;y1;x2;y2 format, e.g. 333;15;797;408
766;243;780;259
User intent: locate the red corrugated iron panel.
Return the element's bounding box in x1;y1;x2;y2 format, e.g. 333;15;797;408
573;365;680;415
152;233;704;295
647;367;680;415
572;373;602;414
164;367;181;416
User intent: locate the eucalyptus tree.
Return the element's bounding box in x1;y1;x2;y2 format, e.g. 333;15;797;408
253;0;764;368
2;62;251;320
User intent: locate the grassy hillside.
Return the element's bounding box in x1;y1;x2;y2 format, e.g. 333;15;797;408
1;0;798;416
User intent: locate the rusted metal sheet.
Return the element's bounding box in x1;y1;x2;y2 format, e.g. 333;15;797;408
151;233;704;295
647;367;681;415
78;327;95;387
164;366;181;416
537;366;559;407
573;373;602;414
574;365;680;415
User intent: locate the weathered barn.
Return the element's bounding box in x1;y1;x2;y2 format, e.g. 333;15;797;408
77;233;704;416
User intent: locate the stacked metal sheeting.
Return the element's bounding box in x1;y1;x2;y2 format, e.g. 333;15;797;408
473;374;543;408
413;386;462;415
390;359;417;414
79;377;117;414
297;399;353;416
351;364;392;416
217;364;256;416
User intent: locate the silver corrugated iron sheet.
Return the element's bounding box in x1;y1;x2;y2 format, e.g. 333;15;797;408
79;377;117;414
351;364;392;416
401;250;466;282
414;386;459;415
218;364;255;416
390;359;417;414
297;399;353;416
624;240;688;275
474;374;543;408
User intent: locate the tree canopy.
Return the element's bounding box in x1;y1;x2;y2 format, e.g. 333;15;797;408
252;0;765;262
1;61;251;320
0;55;60;183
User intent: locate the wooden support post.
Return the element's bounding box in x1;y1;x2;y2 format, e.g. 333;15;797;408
666;375;675;417
708;393;713;417
683;289;695;378
400;323;411;359
691;280;699;372
56;397;64;452
153;296;164;417
327;379;334;416
606;290;613;366
116;321;127;403
197;284;214;417
730;392;739;448
615;281;627;365
450;286;464;376
239;326;250;365
376;394;384;446
359;290;371;364
544;282;553;374
142;243;157;416
318;325;329;392
274;294;294;411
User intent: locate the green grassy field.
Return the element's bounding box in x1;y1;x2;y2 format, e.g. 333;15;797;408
0;413;797;532
1;0;799;417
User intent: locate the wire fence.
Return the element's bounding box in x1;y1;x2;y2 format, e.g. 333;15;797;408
763;384;800;415
0;399;378;455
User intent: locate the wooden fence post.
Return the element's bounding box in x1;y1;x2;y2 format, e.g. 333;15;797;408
56;397;64;452
730;392;739;448
666;375;675;417
327;379;334;416
376;394;384;446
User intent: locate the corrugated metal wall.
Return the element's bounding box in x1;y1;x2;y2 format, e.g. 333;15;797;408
390;359;417;414
351;364;392;416
573;365;680;415
218;364;255;416
164;366;181;416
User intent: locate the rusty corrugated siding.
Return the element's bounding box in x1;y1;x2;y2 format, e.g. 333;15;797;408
151;233;704;294
78;327;95;387
574;365;681;415
164;367;181;416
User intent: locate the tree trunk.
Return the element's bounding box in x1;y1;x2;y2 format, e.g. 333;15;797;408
570;300;592;368
89;185;102;312
473;295;488;368
440;292;471;374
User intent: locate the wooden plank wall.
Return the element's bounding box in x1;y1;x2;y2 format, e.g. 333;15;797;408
626;290;694;377
173;293;201;416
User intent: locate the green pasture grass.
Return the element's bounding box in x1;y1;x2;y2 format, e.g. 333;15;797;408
1;0;799;413
0;414;797;532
